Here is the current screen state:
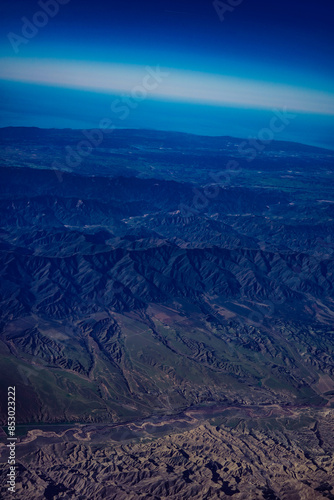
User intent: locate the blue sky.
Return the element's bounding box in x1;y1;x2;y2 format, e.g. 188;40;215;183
0;0;333;148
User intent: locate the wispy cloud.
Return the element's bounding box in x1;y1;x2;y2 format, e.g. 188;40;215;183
1;58;334;115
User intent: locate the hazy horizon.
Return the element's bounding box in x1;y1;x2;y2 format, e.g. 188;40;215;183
1;0;334;149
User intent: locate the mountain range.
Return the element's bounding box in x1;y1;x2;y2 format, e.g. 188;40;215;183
0;127;333;499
